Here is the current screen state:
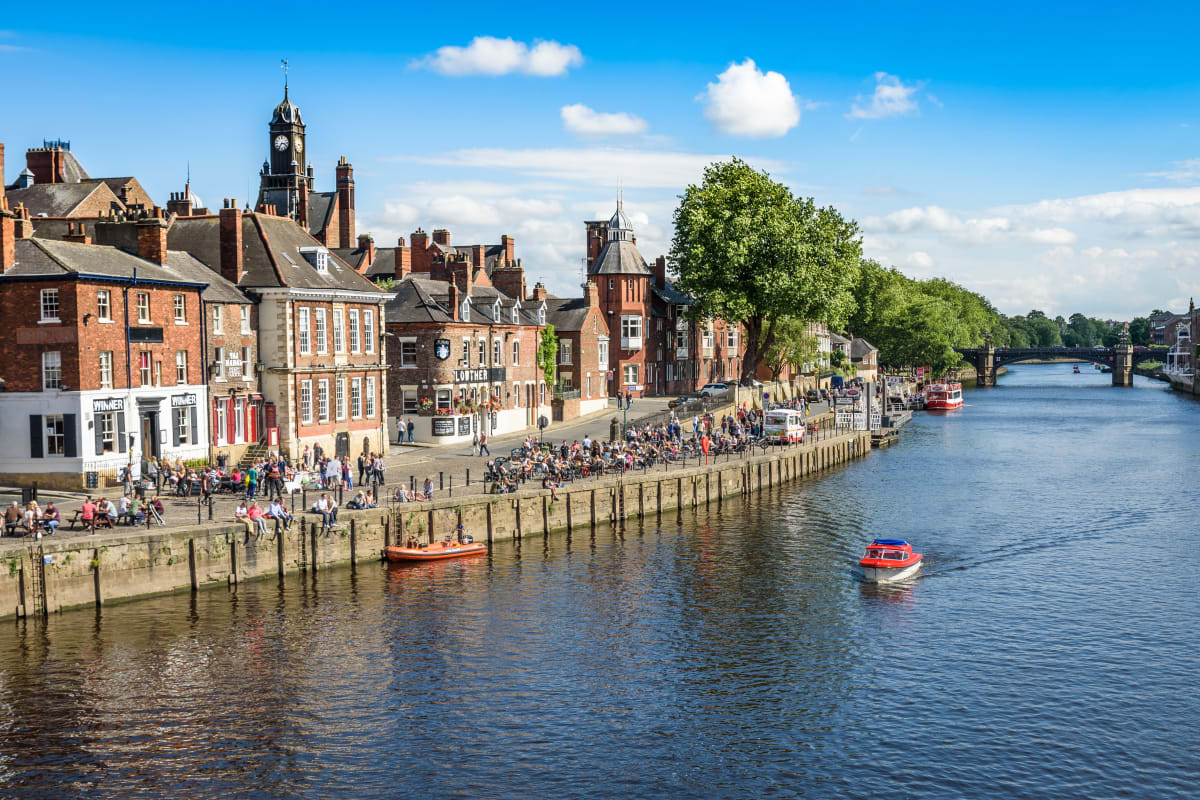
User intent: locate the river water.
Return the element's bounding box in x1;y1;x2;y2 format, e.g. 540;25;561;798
0;364;1195;799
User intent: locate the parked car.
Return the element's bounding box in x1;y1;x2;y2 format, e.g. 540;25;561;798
805;389;821;402
667;396;691;409
700;383;730;397
1134;345;1149;352
1093;345;1107;350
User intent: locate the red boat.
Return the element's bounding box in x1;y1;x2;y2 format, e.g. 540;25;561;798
859;539;923;582
384;536;487;562
924;382;963;410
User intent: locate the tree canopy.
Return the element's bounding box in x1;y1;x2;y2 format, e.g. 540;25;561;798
670;158;861;380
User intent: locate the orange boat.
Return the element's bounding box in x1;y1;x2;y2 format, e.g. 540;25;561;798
384;537;487;562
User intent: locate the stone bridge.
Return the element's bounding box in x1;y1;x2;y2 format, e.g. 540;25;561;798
955;345;1155;387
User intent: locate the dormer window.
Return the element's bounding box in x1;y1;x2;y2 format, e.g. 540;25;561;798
298;246;330;272
511;306;519;324
460;297;471;321
537;302;546;326
493;300;502;322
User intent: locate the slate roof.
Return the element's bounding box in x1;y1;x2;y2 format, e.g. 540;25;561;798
168;213;388;295
6;183;116;217
851;337;877;360
829;332;851;346
307;191;336;237
589;238;651;276
652;281;691;305
59;150;91;184
384;276;540;327
365;249;397;279
162;251;250;305
543;297;593;332
3;238;205;287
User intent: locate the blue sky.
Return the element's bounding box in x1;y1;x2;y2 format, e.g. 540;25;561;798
5;1;1200;318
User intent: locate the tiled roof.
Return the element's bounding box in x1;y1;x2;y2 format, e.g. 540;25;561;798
851;337;877;359
307;191;336;237
543;297;592;332
3;238;205;287
6;183;115;217
589;238;651;276
384;277;539;326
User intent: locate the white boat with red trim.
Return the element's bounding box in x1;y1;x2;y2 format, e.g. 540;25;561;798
924;382;963;410
859;539;923;582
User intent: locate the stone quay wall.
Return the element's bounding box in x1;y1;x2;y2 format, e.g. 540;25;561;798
0;431;871;621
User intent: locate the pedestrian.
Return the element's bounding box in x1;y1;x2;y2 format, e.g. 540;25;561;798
472;431;480;457
357;452;367;486
479;430;490;456
406;418;415;444
423;476;435;500
625;390;632;409
616;392;622;410
396;415;405;445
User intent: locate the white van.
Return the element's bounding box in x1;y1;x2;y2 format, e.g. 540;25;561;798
764;409;806;443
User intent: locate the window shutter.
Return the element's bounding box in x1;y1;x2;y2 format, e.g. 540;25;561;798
117;413;127;453
29;416;43;458
172;407;181;447
95;415;105;456
64;414;78;458
190;407;198;448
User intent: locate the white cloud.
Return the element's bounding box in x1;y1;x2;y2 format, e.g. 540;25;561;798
1028;227;1078;245
561;104;648;136
391;147;787;188
863;205;1081;246
698;59;800;138
413;36;582;77
905;251;933;269
847;72;924;120
1141;158;1200;183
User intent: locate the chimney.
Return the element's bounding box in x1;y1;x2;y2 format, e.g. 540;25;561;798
491;265;526;302
410;229;430;273
448;282;459;321
585;279;600;308
63;221;92;245
26;147;65;185
501;234;515;266
0;143;6;210
355;232;375;272
0;214;14;273
532;281;549;302
336;157;356;249
653;255;667;289
432;228;450;246
167;190;193;218
219;199;244;283
470;243;485;267
394;236;411;280
136;209;169;265
13;204;32;239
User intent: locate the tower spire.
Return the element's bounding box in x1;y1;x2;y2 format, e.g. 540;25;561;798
281;57;289;95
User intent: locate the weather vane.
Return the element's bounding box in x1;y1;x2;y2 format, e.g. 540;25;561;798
281;58;289;89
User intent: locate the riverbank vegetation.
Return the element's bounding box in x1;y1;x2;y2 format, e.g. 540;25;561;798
671;159;1134;377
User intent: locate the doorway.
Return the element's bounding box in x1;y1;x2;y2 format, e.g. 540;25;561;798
140;411;160;461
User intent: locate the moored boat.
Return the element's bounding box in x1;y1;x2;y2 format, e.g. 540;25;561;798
1073;365;1081;373
859;539;923;582
924;382;963;410
385;536;487;562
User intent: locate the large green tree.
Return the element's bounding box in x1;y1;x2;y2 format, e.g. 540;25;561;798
670;158;861;381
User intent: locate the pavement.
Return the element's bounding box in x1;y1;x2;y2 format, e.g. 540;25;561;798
0;392;836;539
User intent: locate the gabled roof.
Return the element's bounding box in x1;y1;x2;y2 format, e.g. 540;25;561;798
589;238;651;276
163;251;251;305
543;296;595;332
652;281;691;305
829;332;851;346
6;182;119;217
384;277;539;327
167;212;388;294
3;238;205;287
851;337;877;359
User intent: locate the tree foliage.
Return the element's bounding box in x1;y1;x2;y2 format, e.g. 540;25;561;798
762;319;821;380
670;158;861;381
538;325;558;387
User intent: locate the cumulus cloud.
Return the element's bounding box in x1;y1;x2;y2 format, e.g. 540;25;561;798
1141;158;1200;183
391;147;786;188
413;36;582;77
847;72;924;120
904;251;933;269
561;104;648;136
863;205;1081;246
698;59;800;138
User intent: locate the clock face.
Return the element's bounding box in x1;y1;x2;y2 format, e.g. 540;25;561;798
274;134;288;151
293;138;303;153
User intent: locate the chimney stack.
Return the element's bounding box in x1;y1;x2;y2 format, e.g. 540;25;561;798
410;229;430;273
336;157;356;248
219;198;244;284
394;236;412;281
432;228;450;246
501;234;515;266
0;214;14;273
63;221;92;245
448;282;459;321
532;282;549;302
585;279;600;308
136;210;169;265
653;255;667;290
356;233;375;272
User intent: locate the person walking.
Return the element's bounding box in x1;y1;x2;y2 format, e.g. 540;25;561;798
396;415;405;445
357;452;367;487
479;430;490;456
472;431;480;457
625;390;632;410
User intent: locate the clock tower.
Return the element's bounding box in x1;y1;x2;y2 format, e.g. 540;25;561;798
257;84;310;225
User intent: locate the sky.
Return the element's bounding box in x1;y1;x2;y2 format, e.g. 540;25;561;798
4;1;1200;319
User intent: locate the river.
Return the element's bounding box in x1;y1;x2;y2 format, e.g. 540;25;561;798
0;363;1194;799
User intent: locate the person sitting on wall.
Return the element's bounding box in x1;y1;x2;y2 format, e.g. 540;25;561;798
314;493;338;531
4;502;22;536
148;496;166;526
246;502;269;536
346;491;367;510
267;497;293;531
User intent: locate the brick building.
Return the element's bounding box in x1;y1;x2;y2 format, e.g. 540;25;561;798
0;206;209;489
384;266;548;444
169;203;392;460
543;280;611;418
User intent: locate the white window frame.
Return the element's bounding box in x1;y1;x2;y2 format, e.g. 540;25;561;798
300;380;313;424
44;414;65;456
364;309;375;354
298;307;311;355
176;350;187;384
351;377;363;419
212;346;225;380
336;377;347;420
212;304;223;334
214;403;226;445
333;308;345;353
402;389;418;414
98;411;116;453
599;340;609;369
42;351;62;390
314;308;327;354
478;339;486;366
727;328;738;349
366;376;376;418
40;289;60;322
97;290;112;322
623;363;639;385
349;309;360;353
173;294;186;323
240;305;251;334
241;346;252;380
512;340;520;366
136;292;151;323
559;340;572;365
493;338;502;366
99;351;113;389
399;340;417;368
317;379;330;422
460;298;470;322
175;407;190;444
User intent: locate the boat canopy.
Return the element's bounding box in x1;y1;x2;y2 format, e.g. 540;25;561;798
873;538;909;546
